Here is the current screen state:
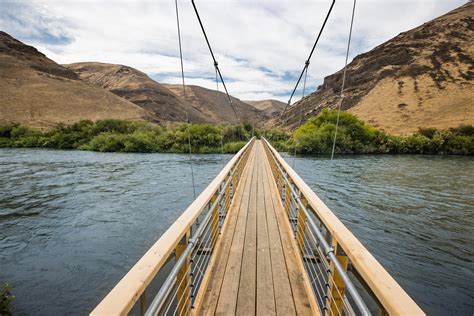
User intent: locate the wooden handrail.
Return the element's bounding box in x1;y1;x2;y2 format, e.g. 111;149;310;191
262;138;424;316
91;137;255;316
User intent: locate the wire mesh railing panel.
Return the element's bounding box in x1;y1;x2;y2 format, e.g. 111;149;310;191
139;139;254;316
262;138;372;316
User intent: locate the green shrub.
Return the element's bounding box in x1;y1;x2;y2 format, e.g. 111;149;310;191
290;109;473;155
450;124;474;136
0;123;16;138
88;133;127;152
223;141;246;153
0;282;14;315
0;117;471;155
418;127;438;139
123;132;157;153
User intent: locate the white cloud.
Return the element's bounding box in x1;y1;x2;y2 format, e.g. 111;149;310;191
1;0;467;102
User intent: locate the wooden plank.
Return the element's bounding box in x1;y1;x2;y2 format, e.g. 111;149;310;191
262;138;424;316
91;138;255;316
214;146;258;314
261;144;297;315
235;143;259;315
262;144;317;315
255;142;276;315
197;140;318;315
197;144;257;314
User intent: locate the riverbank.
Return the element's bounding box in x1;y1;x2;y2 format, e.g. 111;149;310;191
284;110;474;155
1;111;472;155
0;120;283;154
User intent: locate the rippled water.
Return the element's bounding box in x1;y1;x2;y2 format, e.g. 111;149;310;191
0;149;473;315
288;153;474;315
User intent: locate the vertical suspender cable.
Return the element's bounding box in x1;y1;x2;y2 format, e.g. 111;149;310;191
215;66;225;156
292;62;309;169
281;0;335;116
191;0;239;121
191;0;240;154
331;0;356;161
175;0;196;198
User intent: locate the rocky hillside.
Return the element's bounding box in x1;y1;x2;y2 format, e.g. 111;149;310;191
66;62;270;125
64;62;208;123
246;99;286;120
278;2;474;134
0;32;150;128
0;32;269;128
164;84;263;125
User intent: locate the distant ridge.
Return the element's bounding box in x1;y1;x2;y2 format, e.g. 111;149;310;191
0;31;151;128
245;99;286;120
64;62;208;123
164;84;263;125
277;2;474;134
66;63;272;125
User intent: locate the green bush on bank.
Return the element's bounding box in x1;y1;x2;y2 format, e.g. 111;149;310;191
0;282;14;316
289;109;473;155
0;114;472;155
0;120;271;154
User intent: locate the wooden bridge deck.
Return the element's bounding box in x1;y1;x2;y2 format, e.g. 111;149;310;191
197;140;317;315
91;138;424;316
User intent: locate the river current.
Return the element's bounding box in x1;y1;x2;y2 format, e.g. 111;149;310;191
0;149;472;315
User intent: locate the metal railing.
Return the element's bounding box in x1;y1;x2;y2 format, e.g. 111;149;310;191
91;137;255;316
262;137;424;316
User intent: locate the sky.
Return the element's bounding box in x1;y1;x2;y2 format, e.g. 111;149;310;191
0;0;467;102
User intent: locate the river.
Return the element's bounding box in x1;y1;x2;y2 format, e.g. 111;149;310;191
0;148;473;315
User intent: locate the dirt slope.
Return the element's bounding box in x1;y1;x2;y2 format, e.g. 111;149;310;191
164;84;263;125
246;99;286;120
0;32;150;128
64;62;209;123
277;2;474;134
65;62;268;125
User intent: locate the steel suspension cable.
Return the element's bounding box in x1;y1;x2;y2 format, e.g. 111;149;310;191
215;67;224;156
191;0;239;120
175;0;196;199
292;63;309;169
331;0;356;161
281;0;336;116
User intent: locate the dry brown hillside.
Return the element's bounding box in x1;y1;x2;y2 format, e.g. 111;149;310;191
277;2;474;134
246;99;286;121
64;62;208;123
65;62;267;125
165;84;263;125
0;32;150;128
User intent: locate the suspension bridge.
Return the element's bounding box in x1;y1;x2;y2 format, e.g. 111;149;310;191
91;139;423;315
92;0;424;315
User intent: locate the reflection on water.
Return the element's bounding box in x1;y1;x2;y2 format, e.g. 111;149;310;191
0;149;473;315
287;153;474;316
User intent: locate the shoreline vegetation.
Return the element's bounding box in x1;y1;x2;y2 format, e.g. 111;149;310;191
0;110;472;155
0;282;14;315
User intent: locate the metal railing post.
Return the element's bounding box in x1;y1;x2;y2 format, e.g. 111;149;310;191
139;290;146;316
284;181;292;216
326;239;349;316
176;232;191;315
224;174;231;215
296;196;308;253
210;192;219;248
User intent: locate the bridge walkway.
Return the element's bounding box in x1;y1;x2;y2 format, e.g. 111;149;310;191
197;140;317;315
91;137;424;316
